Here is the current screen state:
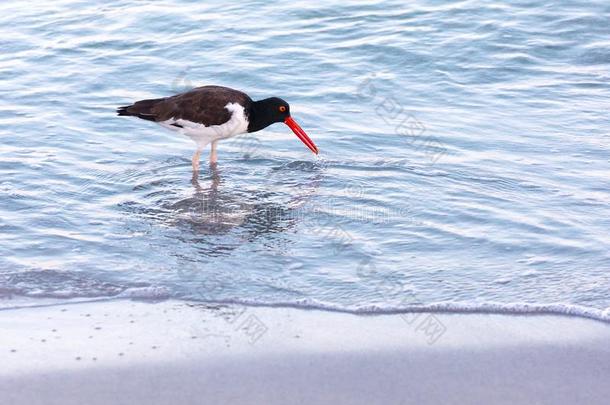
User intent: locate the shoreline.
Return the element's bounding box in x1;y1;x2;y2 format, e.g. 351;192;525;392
2;294;609;323
2;299;609;404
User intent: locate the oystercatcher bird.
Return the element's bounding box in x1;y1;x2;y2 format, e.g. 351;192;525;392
117;85;318;172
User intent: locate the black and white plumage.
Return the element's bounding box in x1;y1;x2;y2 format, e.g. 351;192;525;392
117;85;318;171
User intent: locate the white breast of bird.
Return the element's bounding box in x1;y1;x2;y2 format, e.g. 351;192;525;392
158;102;249;149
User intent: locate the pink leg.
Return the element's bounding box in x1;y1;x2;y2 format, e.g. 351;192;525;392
209;141;218;165
192;150;201;173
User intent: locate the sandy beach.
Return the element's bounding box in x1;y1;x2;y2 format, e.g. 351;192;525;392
3;1;610;404
1;299;609;405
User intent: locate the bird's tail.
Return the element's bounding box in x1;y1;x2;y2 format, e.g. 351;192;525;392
116;98;163;122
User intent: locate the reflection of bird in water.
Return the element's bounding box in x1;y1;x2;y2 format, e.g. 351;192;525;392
117;85;319;175
179;165;251;235
128;160;326;256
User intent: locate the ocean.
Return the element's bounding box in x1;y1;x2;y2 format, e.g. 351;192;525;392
1;0;609;321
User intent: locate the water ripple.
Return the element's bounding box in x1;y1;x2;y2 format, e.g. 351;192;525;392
0;0;609;316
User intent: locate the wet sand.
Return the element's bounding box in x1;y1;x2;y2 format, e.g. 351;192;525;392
1;299;609;405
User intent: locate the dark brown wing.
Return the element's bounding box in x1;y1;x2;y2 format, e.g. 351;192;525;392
117;85;252;126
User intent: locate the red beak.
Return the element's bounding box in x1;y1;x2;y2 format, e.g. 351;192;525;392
284;116;319;155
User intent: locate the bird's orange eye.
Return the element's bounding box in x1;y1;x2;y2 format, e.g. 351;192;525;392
279;106;286;113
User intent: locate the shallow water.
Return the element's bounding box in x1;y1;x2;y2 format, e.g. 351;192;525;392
1;0;609;319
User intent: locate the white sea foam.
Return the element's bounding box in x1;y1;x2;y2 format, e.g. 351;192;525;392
117;286;172;300
108;291;610;323
2;284;609;322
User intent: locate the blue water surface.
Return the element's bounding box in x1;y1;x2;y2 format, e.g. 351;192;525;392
1;0;609;319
